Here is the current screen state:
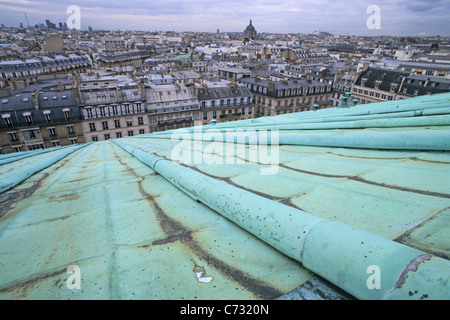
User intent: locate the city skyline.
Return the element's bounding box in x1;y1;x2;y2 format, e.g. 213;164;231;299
0;0;449;36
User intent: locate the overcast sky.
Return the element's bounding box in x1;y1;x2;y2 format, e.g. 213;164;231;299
0;0;449;36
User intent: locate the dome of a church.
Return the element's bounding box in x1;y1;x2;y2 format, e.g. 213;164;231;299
245;20;255;32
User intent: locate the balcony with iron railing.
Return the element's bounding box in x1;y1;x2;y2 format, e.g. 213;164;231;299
219;112;244;119
199;102;254;112
149;104;199;114
158;116;193;126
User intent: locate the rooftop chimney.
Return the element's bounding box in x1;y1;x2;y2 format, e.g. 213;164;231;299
31;90;39;110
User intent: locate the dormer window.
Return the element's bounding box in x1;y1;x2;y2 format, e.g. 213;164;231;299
390;83;398;92
2;114;12;127
63;108;71;121
374;80;382;90
361;78;368;86
43;110;52;123
23;112;33;125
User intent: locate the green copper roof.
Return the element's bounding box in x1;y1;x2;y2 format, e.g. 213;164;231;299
0;93;449;300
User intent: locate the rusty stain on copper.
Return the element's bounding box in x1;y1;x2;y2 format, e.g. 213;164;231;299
115;145;284;299
394;253;434;290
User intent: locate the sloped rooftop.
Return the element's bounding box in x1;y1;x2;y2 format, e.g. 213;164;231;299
0;93;449;300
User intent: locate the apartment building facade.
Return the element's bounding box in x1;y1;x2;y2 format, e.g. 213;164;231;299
197;82;254;125
351;68;409;104
238;77;333;117
98;50;152;69
351;67;450;105
0;89;85;154
145;83;201;132
0;55;91;92
79;84;149;142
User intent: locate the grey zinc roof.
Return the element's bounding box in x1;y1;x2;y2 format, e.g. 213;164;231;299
0;90;82;129
145;84;196;104
197;85;251;101
239;77;329;89
81;86;144;106
355;67;409;91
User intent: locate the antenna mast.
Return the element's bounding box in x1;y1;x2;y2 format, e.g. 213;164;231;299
24;13;30;28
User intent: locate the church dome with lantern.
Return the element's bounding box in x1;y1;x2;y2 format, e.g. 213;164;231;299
243;19;257;43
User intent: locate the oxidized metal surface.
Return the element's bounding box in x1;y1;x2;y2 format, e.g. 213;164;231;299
0;142;311;300
0;93;449;299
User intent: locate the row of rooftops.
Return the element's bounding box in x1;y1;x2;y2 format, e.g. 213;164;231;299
0;55;90;72
0;81;252;128
354;67;450;96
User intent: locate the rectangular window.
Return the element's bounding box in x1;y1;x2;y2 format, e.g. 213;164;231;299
4;117;12;127
67;125;75;134
102;121;109;130
99;108;106;117
64;110;71;121
48;128;56;136
116;132;122;138
139;129;145;135
9;132;18;141
126;119;132;127
25;115;33;125
22;129;41;141
86;109;94;118
128;130;134;137
89;123;96;132
114;120;121;128
70;138;77;145
52;141;60;147
92;136;98;142
104;134;110;140
138;117;144;125
45;112;52;123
